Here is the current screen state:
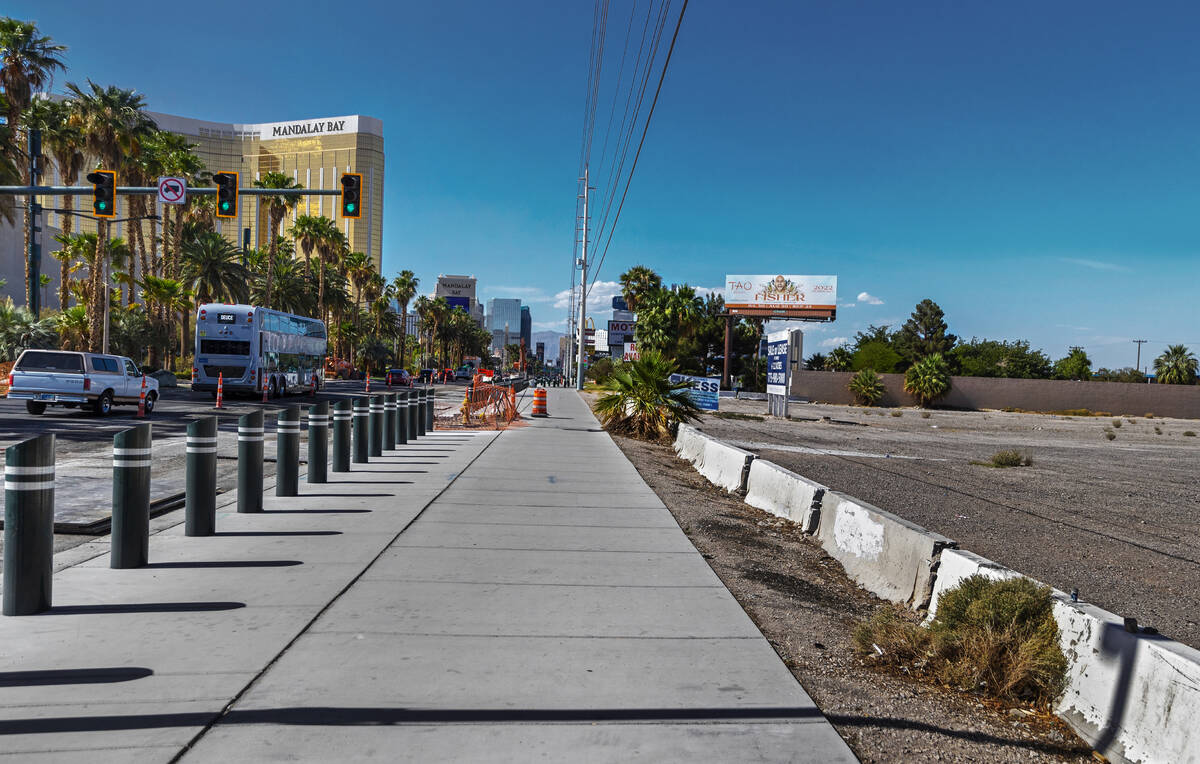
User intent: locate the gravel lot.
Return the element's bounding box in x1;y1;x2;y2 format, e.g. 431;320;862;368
699;398;1200;649
608;427;1090;763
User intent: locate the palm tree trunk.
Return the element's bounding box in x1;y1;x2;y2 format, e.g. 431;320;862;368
58;197;75;309
88;222;109;350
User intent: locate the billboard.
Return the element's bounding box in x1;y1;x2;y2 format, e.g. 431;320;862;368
725;275;837;319
669;373;720;412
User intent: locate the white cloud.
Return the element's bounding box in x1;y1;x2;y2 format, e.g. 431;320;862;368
531;320;567;332
857;291;884;305
554;280;623;310
820;336;849;349
693;285;724;298
1057;257;1131;273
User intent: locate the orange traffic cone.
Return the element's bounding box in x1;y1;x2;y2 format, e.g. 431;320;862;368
262;372;269;403
215;372;224;409
136;374;148;418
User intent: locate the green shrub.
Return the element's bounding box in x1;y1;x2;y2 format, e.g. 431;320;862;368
594;351;702;441
921;411;931;419
1111;419;1122;428
903;353;951;407
847;368;886;406
1185;431;1197;437
1103;429;1116;441
986;450;1031;468
855;576;1067;705
890;410;903;417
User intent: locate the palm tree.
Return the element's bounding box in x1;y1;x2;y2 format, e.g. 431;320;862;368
343;250;373;322
54;305;89;352
315;219;345;325
391;270;419;370
619;265;662;313
24;96;83;309
0;18;67;301
594;350;702;440
253;171;303;307
1154;344;1198;385
291;214;325;277
142;130;203;283
180;231;249;305
66;80;156;348
903;352;952;407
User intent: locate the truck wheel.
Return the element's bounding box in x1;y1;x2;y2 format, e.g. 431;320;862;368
143;391;157;414
25;401;46;415
94;391;114;416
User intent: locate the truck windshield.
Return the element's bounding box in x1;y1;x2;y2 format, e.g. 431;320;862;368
15;351;84;372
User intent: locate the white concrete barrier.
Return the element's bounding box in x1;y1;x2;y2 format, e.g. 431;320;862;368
743;459;826;533
696;433;754;493
815;491;954;609
673;423;706;465
930;549;1200;764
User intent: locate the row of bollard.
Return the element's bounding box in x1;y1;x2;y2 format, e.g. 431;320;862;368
1;388;437;616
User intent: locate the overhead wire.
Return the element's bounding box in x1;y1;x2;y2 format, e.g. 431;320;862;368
588;0;688;295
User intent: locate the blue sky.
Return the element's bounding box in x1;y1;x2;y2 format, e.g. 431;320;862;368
14;1;1200;369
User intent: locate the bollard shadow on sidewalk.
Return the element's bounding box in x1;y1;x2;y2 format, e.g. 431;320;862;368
263;509;372;514
144;560;304;568
41;601;245;615
214;531;342;537
0;667;153;687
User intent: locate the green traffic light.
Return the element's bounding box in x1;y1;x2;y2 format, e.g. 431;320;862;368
346;203;355;213
221;202;230;210
98;202;106;210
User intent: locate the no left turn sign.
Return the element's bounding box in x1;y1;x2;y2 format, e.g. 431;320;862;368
157;176;187;205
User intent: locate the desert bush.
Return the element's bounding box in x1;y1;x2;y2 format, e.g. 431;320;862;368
1103;429;1116;441
1154;426;1163;435
1145;413;1155;419
855;576;1067;705
1185;431;1197;437
1111;419;1122;428
986;450;1031;468
890;410;903;417
714;412;764;422
921;411;931;419
847;368;886;406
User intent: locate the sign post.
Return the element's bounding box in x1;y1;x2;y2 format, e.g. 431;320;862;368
766;329;804;417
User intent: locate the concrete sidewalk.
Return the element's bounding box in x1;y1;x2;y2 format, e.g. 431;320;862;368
0;388;854;762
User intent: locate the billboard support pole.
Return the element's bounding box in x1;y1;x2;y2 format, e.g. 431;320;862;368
722;314;733;390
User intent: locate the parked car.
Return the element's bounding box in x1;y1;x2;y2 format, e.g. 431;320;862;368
454;367;472;381
7;350;160;416
386;368;413;387
419;368;435;383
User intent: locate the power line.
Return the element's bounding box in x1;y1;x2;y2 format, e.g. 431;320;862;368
588;0;688;294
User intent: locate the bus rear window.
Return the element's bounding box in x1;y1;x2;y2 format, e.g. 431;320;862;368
199;339;251;356
15;351;84;372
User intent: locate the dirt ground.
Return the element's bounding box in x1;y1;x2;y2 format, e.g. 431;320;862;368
607;428;1092;763
696;398;1200;651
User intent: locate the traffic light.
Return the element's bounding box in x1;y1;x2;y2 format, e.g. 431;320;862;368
214;171;239;218
86;170;116;218
340;172;362;218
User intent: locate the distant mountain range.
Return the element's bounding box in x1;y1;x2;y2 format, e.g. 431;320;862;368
530;330;566;361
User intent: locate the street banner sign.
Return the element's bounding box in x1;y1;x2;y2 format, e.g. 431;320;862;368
157;177;187;205
670;373;720;411
767;330;790;396
623;342;639;361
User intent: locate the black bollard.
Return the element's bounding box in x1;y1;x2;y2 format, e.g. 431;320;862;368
425;386;435;431
332;399;351;472
407;390;418;442
416;389;427;437
3;433;55;615
396;391;409;446
352;397;369;463
276;405;300;496
237;410;264;513
368;396;384;457
111;423;152;568
307;401;329;483
383;393;396;451
185;417;218;537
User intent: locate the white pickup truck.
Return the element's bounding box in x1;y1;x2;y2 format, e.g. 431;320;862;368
7;350;160;416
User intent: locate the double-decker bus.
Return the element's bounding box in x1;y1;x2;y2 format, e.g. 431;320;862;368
193;304;327;397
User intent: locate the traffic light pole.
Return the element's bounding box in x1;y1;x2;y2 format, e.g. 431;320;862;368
0;186;345;197
26;130;42;318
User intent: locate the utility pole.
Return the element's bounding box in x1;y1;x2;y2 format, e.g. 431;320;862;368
1133;339;1148;372
576;167;589;390
26;129;42;318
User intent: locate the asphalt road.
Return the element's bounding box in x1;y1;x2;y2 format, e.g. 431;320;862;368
0;379;465;457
